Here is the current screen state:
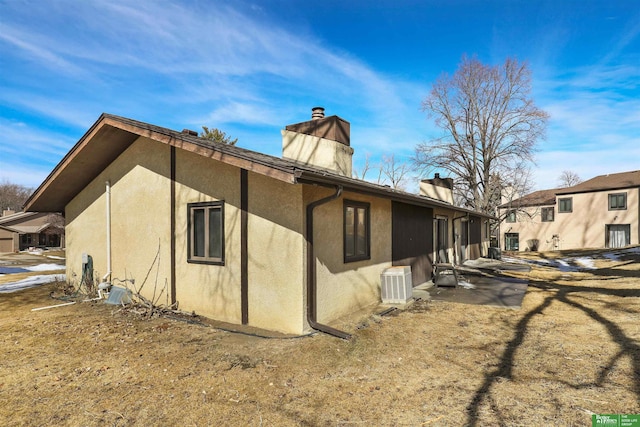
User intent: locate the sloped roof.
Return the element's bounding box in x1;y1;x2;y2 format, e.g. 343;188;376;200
499;170;640;209
556;170;640;195
0;211;39;226
24;113;492;218
0;224;21;234
10;223;51;234
499;188;560;208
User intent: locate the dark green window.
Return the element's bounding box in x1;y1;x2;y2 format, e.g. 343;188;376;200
188;201;224;264
505;210;516;223
609;193;627;210
541;207;554;222
344;200;370;263
558;198;572;213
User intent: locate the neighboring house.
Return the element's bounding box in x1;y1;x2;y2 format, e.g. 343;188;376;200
25;110;490;336
0;211;65;253
498;170;640;252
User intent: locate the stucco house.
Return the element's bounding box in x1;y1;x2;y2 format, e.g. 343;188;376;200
24;109;490;336
0;210;65;253
498;170;640;252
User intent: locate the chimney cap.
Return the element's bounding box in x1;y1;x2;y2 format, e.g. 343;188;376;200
181;129;198;136
311;106;325;120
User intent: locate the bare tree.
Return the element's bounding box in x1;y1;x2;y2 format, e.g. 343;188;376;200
199;126;238;145
0;180;32;212
414;56;549;215
353;153;374;181
379;154;411;190
557;170;582;187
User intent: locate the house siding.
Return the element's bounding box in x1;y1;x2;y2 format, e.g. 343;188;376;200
66;137;173;297
307;186;392;325
173;147;247;325
500;187;639;251
0;228;18;253
246;171;305;334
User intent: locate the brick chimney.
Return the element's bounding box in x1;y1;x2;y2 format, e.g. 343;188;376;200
420;173;454;204
281;107;353;177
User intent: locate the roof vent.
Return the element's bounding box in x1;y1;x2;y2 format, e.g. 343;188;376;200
181;129;198;136
311;107;325;120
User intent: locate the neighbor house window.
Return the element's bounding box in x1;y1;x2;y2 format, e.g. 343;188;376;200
541;207;554;222
188;201;224;264
558;197;572;213
505;210;516;223
344;200;370;263
609;193;627;210
484;220;490;239
504;233;519;251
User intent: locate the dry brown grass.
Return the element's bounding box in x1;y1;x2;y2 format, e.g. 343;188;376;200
0;249;638;426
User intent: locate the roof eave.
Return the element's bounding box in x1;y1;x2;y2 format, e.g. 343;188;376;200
296;170;495;219
24;114;298;213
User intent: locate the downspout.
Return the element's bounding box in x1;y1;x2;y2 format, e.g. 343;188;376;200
103;180;112;282
305;185;351;340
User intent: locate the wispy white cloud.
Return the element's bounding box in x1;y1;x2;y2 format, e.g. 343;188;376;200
1;0;637;195
0;0;419;136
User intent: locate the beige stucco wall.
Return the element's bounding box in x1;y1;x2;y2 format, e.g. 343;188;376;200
173;148;242;324
420;182;454;205
307;187;392;325
500;187;639;251
282;129;353;177
246;172;305;334
65;133;495;334
67;137;308;334
174;151;307;334
66;137;172;296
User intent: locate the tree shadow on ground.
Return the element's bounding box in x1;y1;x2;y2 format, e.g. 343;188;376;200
465;276;640;426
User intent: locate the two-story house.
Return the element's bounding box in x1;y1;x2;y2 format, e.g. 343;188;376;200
498;170;640;251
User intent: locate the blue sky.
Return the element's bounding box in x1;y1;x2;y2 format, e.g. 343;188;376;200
1;0;639;193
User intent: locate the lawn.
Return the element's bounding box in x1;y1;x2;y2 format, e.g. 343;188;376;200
0;248;638;426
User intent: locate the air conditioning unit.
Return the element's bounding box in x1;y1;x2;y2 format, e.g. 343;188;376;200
380;266;412;304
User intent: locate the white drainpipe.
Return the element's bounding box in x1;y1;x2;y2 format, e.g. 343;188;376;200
103;180;112;282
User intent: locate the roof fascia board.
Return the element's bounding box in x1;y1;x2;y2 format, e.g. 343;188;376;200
296;171;494;219
24;114;113;211
24;114;297;212
556;184;640;195
109;118;297;184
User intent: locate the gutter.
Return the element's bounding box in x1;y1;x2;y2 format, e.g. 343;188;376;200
296;170;495;220
305;184;351;340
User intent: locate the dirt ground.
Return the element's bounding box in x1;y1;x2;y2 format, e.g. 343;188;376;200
0;248;638;426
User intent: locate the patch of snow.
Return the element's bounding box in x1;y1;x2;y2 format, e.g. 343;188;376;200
556;259;575;272
458;281;476;289
24;264;65;272
500;256;527;264
22;249;44;255
0;274;66;293
573;257;596;269
46;255;66;260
